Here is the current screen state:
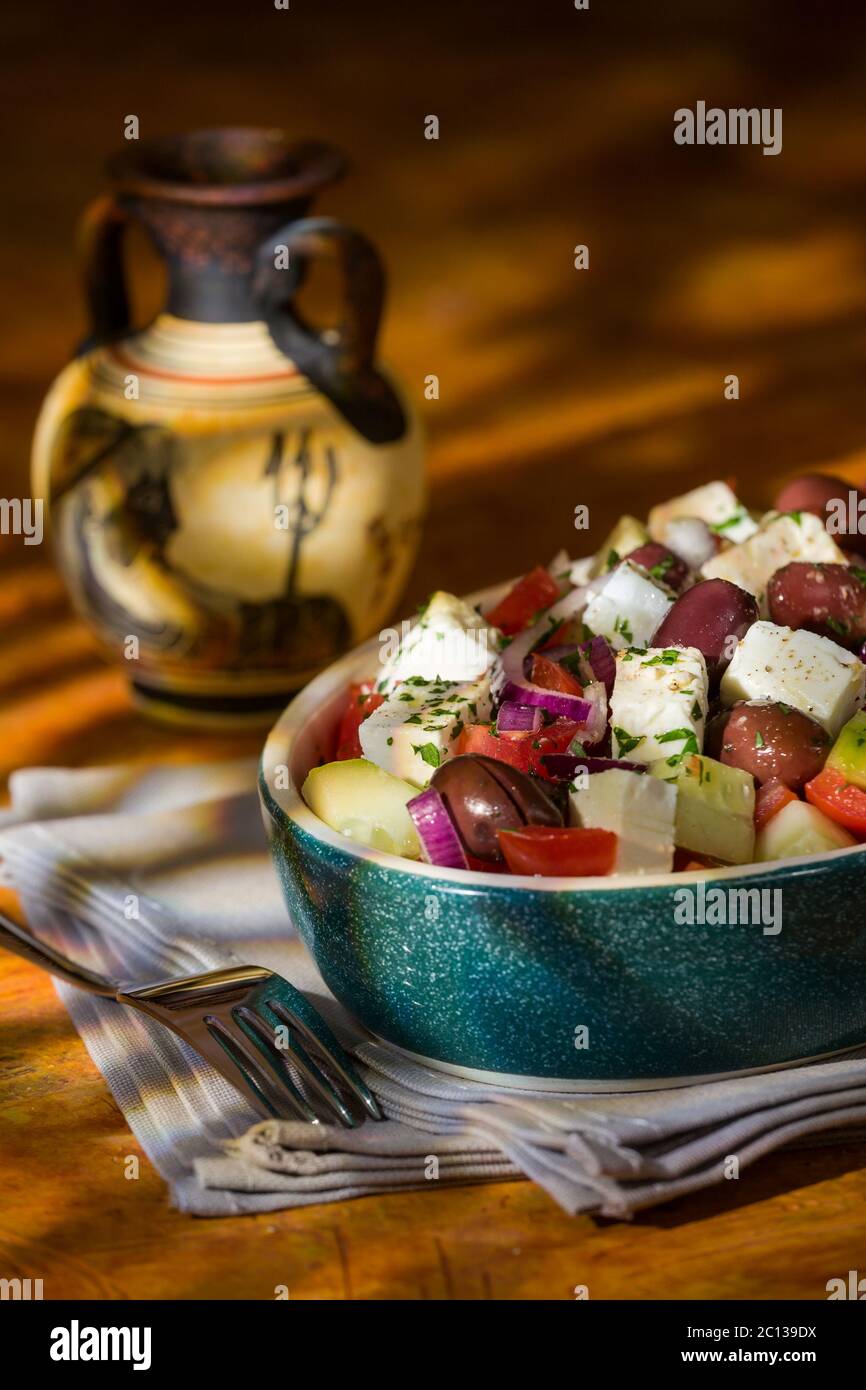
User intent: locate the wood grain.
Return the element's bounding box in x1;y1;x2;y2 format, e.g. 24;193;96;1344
2;0;866;1300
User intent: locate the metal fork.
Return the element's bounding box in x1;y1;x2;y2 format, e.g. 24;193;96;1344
0;911;381;1128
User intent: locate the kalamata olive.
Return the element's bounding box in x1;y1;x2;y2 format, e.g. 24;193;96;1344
431;754;563;861
650;578;759;684
531;774;570;822
773;473;864;551
624;542;689;591
705;700;831;790
766;561;866;647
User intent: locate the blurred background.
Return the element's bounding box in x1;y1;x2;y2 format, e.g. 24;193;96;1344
2;0;866;760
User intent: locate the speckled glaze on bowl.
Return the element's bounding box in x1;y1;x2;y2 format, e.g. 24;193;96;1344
259;585;866;1090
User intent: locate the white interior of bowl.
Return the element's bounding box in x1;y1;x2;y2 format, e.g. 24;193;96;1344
261;582;866;891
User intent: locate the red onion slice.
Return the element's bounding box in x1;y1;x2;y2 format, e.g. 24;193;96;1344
493;586;596;725
542;753;645;780
407;787;469;869
577;635;616;696
578;680;608;744
498;676;592;723
497;701;543;734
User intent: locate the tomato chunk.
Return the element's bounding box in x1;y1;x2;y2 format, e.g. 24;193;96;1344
754;779;798;831
804;767;866;837
497;825;617;877
457;722;534;773
457;717;583;779
334;683;385;760
530;653;583;696
485;566;559;636
537;717;586;758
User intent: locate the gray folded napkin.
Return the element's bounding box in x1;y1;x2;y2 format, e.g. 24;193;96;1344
1;758;865;1219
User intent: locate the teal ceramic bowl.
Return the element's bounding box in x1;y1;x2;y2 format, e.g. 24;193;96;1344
259;585;866;1091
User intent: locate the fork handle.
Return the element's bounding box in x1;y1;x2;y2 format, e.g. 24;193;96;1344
0;909;115;995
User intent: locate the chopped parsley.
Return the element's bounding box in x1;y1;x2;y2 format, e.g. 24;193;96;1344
641;649;680;666
711;510;747;533
612;726;645;754
690;699;703;721
648;556;674;579
827;617;849;637
754;730;765;748
411;742;442;768
606;548;620;571
614;615;633;643
657;727;700;766
560;650;586;678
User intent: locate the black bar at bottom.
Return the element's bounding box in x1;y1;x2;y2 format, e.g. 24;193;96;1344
7;1297;862;1374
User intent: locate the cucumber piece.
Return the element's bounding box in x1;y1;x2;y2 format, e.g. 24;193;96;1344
825;710;866;791
755;799;856;862
302;758;422;858
589;515;650;578
651;753;755;864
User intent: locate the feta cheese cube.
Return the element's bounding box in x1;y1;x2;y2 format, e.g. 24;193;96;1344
610;645;709;766
649;481;758;545
583;560;674;651
569;769;676;873
701;512;847;612
659;517;717;571
360;675;492;785
376;591;499;692
719;620;865;736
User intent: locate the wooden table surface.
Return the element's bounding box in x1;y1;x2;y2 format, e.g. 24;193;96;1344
3;0;866;1300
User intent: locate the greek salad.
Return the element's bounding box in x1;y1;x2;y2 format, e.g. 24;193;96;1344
302;475;866;877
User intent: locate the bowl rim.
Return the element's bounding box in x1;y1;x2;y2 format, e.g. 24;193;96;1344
260;580;866;892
